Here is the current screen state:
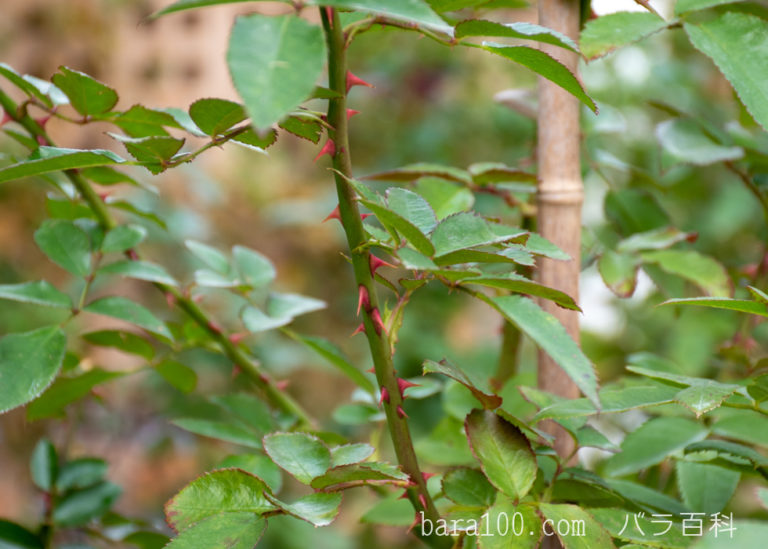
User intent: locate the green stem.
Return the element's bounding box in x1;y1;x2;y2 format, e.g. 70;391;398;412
722;400;768;417
0;88;313;429
320;9;448;548
726;161;768;230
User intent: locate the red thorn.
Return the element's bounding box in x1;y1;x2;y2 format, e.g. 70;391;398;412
275;380;290;391
323;205;341;223
347;109;360;120
360;213;371;220
366;366;375;373
380;387;390;405
357;285;370;315
36;135;47;146
313;139;336;162
0;110;11;126
324;6;334;23
369;254;395;275
350;323;365;337
396;404;408;419
207;320;222;334
418;493;427;509
231;365;242;379
397;378;420;399
127;249;139;261
229;332;247;344
371;308;386;335
422;472;436;482
407;511;422;534
397;489;410;500
686;232;699;243
346;71;374;93
98;192;109;202
165;292;176;308
35;116;51;129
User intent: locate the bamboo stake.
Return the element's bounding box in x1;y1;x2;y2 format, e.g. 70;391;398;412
536;0;583;459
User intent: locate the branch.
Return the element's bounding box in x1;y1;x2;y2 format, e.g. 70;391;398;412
0;88;313;429
319;9;449;548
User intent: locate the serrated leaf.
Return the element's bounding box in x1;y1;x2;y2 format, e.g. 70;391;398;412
265;492;341;527
0;326;67;414
360;199;435;256
581;11;670;60
0;62;53;106
617;226;696;253
216;454;282;494
465;409;536;499
27;368;124;421
456;20;578;52
659;297;768;317
278;116;322;143
155;361;197;393
34;219;92;276
228;14;326;130
415;177;474;219
210;393;273;433
538;504;614;549
113;104;181;138
153;0;279;18
83;296;173;341
306;0;452;36
51;67;118;116
364;163;471;184
591;507;687;548
0;281;71;309
487;295;599;407
82;330;154;360
534;385;679;420
165;513;266;549
677;461;739;514
98;259;178;286
442;467;496;507
165;469;274;532
657;118;743;166
386;187;438;234
598;251;639;298
641;249;730;297
431;213;524;256
423;359;502;409
604;417;708;476
479;498;540;549
171;418;261;448
685;11;768;132
189;98;246;136
360;497;413;526
101;225;147;253
676;0;744;15
263;432;330;484
684;439;768;470
31;439;58;492
462;274;581;311
330;443;375;467
110;133;184;173
478;44;596;113
309;462;409;490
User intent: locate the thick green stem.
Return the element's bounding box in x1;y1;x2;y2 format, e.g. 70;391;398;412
320;9;448;547
0;89;313;429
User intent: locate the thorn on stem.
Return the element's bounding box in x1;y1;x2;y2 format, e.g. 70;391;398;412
323;205;341;223
370;308;386;335
397;378;420;399
347;109;360;120
275;379;290;391
350;323;365;337
346;71;374;93
357;285;370;315
369;254;395;275
418;493;427;509
379;387;390;405
314;139;336;162
207;320;222;334
229;332;247;345
165;292;176;308
396;404;408;419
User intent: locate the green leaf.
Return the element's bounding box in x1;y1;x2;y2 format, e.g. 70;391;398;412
306;0;452;36
165;469;274;532
712;408;768;447
0;147;124;184
51;67;118;116
676;461;739;514
310;462;409;490
123;531;170;549
34;219;92;276
641;250;731;297
232;128;278;151
110;133;184;174
441;467;496;507
694;520;768;549
414;177;474;219
171;418;262;448
216;454;282;494
101;225;147;253
363;163;471;184
108;200;167;229
758;487;768;510
685;11;768;132
534;385;679;420
580;11;670;60
113;104;182;138
0;281;71;309
241;307;291;332
189;98;246;136
598;251;639;298
27;369;124;421
456;20;578;52
431;213;524;256
56;458;107;492
461;274;581;311
83;296;173;341
154;361;197;393
286;332;375;394
684;439;768;470
464;409;536;499
478;44;597;113
185;240;230;273
228;14;326;130
266;492;341;527
488;295;599;407
591;507;688;548
233;245;275;288
0;62;54;106
676;0;745;15
604;416;708;476
605;478;690;515
165;513;266;549
657;118;743;166
278;116;322;144
747;375;768;402
659;297;768;317
617;226;696;253
210;393;273;433
330;443;375;467
0;326;67;414
423;359;502;409
53;481;122;526
386;187;438;235
361;497;413;526
479;498;540;549
361;199;435;256
31;439;58;492
263;432;330;484
538;504;614;549
0;519;43;549
82;330;154;360
267;292;325;319
468;162;536;186
98;259;177;286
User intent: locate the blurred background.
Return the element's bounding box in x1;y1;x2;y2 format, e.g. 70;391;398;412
1;0;766;547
